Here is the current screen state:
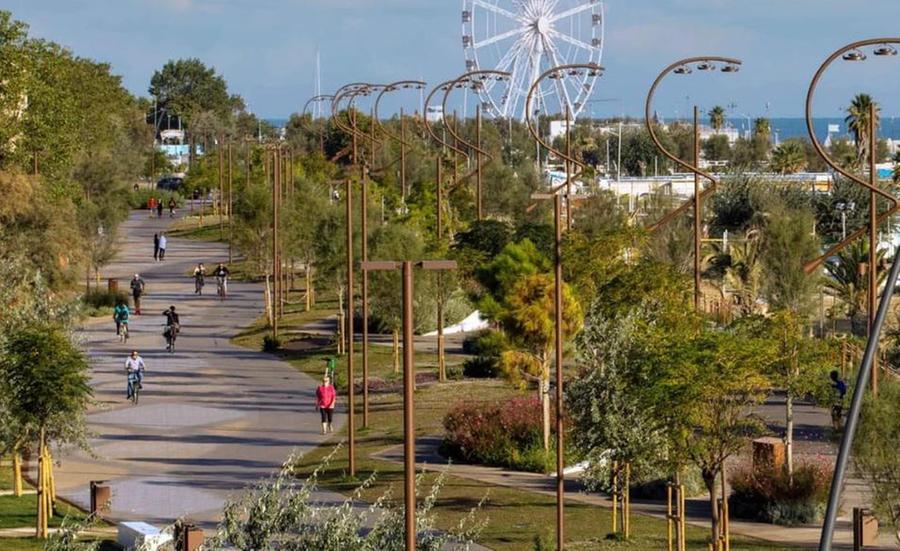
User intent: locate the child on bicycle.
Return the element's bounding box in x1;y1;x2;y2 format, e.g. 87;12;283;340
125;350;145;400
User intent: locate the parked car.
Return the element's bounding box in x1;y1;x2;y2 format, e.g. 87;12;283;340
156;176;184;191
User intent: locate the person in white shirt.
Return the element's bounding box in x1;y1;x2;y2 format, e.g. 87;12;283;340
124;350;145;400
158;233;168;261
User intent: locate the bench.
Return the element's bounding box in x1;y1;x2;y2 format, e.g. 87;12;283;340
117;521;173;551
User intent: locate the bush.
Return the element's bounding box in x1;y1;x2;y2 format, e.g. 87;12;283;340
441;395;554;473
729;460;831;525
262;335;281;352
82;289;129;309
129;188;184;210
462;330;506;378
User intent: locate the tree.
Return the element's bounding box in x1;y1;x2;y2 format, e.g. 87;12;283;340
760;204;820;316
771;140;807;174
702;135;731;161
709;106;726;133
845;93;880;165
854;379;900;544
823;239;885;336
472;239;551;322
660;327;773;542
703;229;762;315
0;322;92;536
498;274;582;452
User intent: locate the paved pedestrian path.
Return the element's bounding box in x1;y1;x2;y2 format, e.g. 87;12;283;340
373;438;898;550
53;210;347;528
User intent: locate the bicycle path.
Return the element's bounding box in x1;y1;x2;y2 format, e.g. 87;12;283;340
53;210;347;528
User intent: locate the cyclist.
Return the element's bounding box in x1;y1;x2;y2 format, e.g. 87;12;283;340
213;263;230;298
162;306;181;351
113;300;130;340
193;263;206;295
168;197;177;218
830;370;848;430
125;350;145;400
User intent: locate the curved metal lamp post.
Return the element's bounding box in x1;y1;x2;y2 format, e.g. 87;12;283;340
808;38;900;551
644;56;743;311
374;80;427;203
423;79;474;240
525;62;602;551
302;94;334;155
441;70;511;220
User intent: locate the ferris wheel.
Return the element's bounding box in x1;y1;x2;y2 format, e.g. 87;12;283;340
462;0;605;121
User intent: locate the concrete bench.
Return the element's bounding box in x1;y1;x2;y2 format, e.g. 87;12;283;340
117;521;173;551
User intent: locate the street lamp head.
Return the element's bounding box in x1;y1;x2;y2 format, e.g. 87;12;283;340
721;64;741;73
874;44;898;56
842;49;867;61
673;65;693;75
697;62;716;71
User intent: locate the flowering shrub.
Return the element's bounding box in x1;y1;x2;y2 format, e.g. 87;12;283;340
441;396;554;473
729;458;832;525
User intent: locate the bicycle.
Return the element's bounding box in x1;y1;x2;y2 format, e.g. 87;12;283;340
118;322;129;343
164;324;178;353
128;375;141;404
216;276;227;301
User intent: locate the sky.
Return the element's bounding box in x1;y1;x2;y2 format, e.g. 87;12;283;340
5;0;900;119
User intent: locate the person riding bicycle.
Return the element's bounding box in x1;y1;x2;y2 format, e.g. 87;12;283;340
830;370;848;430
125;350;145;400
168;197;177;218
213;263;230;296
193;263;206;295
113;300;130;337
163;306;181;350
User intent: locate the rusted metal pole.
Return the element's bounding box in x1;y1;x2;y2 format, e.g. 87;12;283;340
554;191;565;550
565;107;572;231
271;148;280;337
401;260;416;551
362;166;370;427
869;104;878;396
476;105;483;220
401;107;407;202
346;178;356;476
436;156;443;238
228;141;234;264
694;106;702;311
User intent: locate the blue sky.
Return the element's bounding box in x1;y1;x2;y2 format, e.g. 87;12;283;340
5;0;900;119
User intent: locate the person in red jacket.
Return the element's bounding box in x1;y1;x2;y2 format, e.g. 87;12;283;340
316;375;336;435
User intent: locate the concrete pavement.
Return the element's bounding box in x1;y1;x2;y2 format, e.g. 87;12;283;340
55;210;345;528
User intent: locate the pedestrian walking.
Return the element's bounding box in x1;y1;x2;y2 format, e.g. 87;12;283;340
193;263;206;295
148;197;157;218
153;233;160;261
158;233;168;261
156;200;163;218
130;273;145;314
315;375;336;434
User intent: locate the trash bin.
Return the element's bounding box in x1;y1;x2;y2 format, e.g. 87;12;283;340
751;437;785;473
89;481;110;516
853;507;879;549
175;521;204;551
108;278;119;294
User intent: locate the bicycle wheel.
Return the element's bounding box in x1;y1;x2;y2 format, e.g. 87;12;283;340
132;385;139;404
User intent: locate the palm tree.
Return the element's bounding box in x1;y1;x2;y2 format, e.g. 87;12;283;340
892;151;900;183
709;106;726;133
771;140;807;174
753;117;771;141
823;238;886;336
845;93;881;165
703;229;762;315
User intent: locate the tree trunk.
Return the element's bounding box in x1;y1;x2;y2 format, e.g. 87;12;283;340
541;378;551;453
305;266;312;312
12;452;22;497
264;271;273;327
785;392;794;479
703;468;720;545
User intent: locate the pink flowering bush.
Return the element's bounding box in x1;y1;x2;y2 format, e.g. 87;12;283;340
441;396;554;473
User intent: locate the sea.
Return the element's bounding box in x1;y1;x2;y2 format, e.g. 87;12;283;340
264;117;900;142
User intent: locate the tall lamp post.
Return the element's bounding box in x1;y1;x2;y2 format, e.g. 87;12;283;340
525;62;603;551
302;94;334;155
803;38;900;398
361;259;457;551
644;56;743;310
440;70;510;221
805;38;900;551
373;80;427;205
